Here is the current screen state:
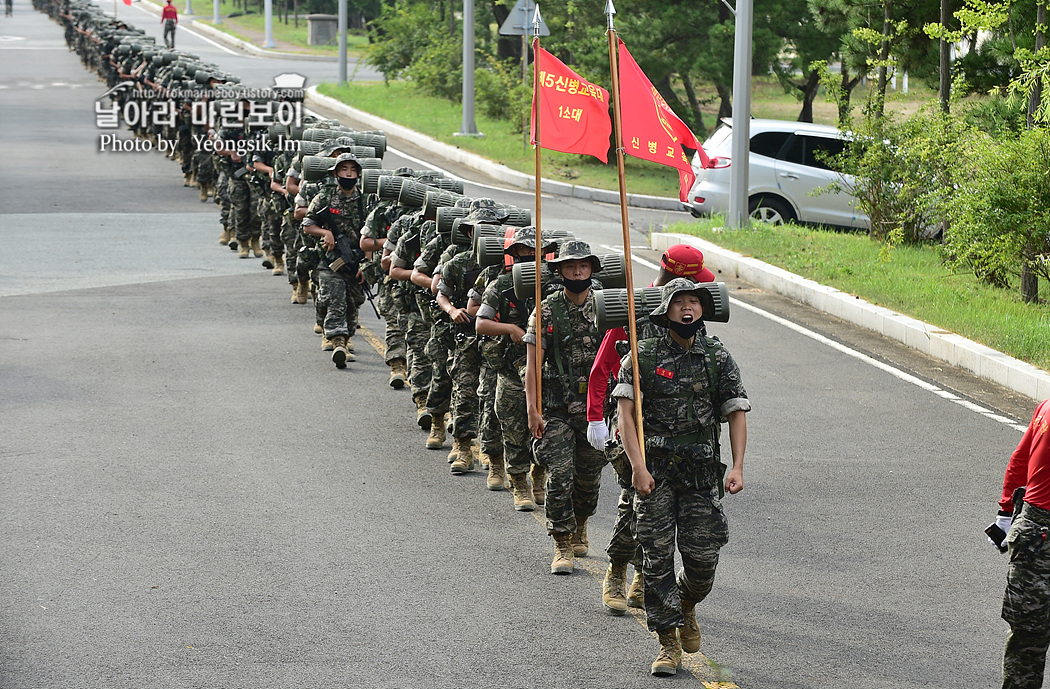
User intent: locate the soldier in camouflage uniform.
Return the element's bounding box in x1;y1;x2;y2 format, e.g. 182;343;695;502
435;208;502;473
998;399;1050;689
470;258;512;492
477;227;555;502
613;278;749;676
388;209;434;429
362;196;409;388
524;240;607;576
301;154;366;369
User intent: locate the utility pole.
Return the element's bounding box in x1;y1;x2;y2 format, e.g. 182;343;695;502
213;0;221;25
338;0;347;85
727;0;753;228
456;0;481;136
263;0;275;48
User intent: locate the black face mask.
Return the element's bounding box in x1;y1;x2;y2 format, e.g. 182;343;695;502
561;277;591;294
512;254;535;264
337;176;358;191
667;319;703;340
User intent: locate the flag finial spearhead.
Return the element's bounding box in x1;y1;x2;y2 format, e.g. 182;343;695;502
605;0;616;29
532;5;542;32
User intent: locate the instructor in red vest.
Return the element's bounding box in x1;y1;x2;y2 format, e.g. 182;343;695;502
161;0;178;49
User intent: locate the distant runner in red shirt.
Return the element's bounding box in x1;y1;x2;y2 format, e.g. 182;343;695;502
161;0;178;48
587;243;715;614
999;399;1050;689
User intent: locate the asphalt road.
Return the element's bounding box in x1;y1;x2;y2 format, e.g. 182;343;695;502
0;2;1040;688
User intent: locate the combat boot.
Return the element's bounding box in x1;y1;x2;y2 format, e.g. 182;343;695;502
294;281;309;305
650;629;682;676
486;453;506;491
388;359;407;389
331;336;352;368
272;254;285;276
250;236;264;258
627;570;645;609
426;412;446;449
530;464;546;505
571;517;589;557
238;240;250;259
509;473;535;512
183;171;195;187
551;532;575;574
416;398;432;430
219;226;232;245
602;561;629;615
449;437;475;474
314;322;323;335
680;599;701;654
199;184;210;202
345;336;355;352
262;250;275;270
291;284;299;304
474;441;486;469
321;334;334;351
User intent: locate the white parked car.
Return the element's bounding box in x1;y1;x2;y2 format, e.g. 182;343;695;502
685;118;868;229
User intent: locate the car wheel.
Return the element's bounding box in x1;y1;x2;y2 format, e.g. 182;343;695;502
748;196;795;225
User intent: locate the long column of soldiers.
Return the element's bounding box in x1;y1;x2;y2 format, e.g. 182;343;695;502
40;0;754;677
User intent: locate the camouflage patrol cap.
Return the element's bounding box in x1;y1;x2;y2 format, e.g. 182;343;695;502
648;277;712;328
546;239;601;273
395;166;414;177
416;173;442;186
332;152;362;175
469;198;499;212
458;207;502;230
319;141;353;157
505;226;556;254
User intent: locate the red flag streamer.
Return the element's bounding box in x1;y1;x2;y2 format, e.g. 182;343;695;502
530;41;612;163
616;38;707;202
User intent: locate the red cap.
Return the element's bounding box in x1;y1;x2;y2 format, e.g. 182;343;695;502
661;244;715;282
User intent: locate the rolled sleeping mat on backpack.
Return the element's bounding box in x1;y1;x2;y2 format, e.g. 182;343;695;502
423;189;463;219
377;175;407;202
301;127;340;143
511;253;627;300
348;145;376;159
412;169;444;179
361;170;393;195
268;123;288;144
397;179;430;209
594;287;665;333
297;140;322;157
476;234;512;269
436;206;468;234
434;178;463;194
301;155;337;182
454;221;502;249
595;282;730;331
357;157;384;170
501;207;532;227
351;133;387;157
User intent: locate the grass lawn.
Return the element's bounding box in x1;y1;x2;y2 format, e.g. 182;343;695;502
674;218;1050;371
167;0;369;56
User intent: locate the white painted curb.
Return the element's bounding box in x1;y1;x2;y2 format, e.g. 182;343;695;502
653;232;1050;401
306;86;684;212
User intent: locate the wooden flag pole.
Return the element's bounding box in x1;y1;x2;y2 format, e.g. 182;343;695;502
531;20;544;417
605;1;645;465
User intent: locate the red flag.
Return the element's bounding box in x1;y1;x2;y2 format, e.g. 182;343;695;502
617;38;707;202
531;39;612;163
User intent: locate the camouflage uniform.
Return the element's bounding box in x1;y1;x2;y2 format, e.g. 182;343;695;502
437;247;484;441
389;213;432;407
613;327;749;632
479;270;534;476
363;202;406;365
524;289;606;535
1003;502;1050;689
473;264;505;458
416;229;457;418
302;183;366;340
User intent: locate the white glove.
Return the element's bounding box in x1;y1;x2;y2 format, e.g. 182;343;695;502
988;513;1013;551
587;420;609;451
